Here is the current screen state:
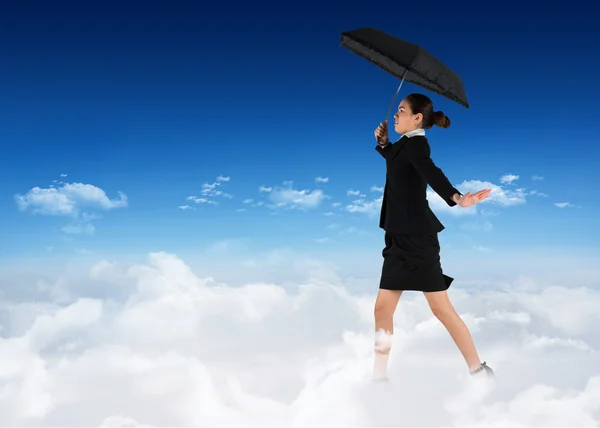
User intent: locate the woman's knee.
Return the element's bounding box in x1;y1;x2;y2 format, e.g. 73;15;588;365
374;300;395;320
429;303;452;320
425;291;456;320
374;290;402;319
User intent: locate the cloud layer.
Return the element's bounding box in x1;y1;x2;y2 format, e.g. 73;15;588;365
1;252;599;426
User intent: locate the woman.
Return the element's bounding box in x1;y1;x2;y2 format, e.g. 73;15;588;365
372;93;495;381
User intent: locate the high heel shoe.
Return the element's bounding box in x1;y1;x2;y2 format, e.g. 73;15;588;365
470;361;495;379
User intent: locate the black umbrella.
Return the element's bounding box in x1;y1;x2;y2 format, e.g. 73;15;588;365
340;27;469;122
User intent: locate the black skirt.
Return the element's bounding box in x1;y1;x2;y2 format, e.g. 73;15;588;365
379;232;453;292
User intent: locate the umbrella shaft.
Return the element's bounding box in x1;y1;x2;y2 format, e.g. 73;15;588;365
384;69;408;122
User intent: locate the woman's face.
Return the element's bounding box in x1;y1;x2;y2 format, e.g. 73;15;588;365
393;99;422;134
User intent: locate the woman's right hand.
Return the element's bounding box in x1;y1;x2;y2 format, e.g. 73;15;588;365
374;120;388;144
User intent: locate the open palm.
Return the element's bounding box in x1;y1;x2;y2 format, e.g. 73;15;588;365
458;189;492;208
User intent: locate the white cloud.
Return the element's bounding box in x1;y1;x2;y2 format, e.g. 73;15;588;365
344;188;381;217
345;195;382;218
0;253;599;426
258;186;272;193
347;189;366;197
460;220;494;232
532;175;544;181
500;174;519;184
61;223;96;235
187;196;217;205
15;182;127;217
240;198;265;209
370;185;384;193
315;176;329;184
184;176;233;207
555;202;575;208
530;190;549;197
212;190;234;198
331;202;341;208
263;182;325;210
202;182;218;193
178;205;194;210
199;177;233;200
457;180;527;207
480;209;500;216
14;182;126;235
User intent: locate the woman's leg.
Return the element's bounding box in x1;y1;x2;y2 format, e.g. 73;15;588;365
373;288;403;379
423;290;482;371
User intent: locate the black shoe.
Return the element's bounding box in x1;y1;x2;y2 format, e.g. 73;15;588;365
470;361;495;379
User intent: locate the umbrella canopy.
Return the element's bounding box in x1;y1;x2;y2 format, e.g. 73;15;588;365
340;27;470;110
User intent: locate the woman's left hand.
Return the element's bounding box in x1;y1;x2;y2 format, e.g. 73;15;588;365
457;189;492;207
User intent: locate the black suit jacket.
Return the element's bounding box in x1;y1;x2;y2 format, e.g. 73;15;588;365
375;135;462;235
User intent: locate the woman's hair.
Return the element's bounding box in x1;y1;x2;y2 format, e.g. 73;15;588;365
404;93;451;129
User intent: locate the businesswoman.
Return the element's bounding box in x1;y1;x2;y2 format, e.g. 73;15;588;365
372;93;495;381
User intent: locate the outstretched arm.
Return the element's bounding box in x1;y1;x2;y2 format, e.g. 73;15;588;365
406;138;462;207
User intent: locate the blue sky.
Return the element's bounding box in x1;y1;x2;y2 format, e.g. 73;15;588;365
3;4;600;424
1;0;598;274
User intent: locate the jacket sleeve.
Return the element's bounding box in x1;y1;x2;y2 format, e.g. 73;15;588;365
375;141;394;158
405;138;462;207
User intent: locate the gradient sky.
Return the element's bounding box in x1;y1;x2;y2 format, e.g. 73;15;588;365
1;0;598;272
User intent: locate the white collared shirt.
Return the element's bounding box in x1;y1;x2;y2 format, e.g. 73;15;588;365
404;128;425;138
378;128;425;149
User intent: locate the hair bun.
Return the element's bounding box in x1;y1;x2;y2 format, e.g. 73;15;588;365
434;111;451;128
